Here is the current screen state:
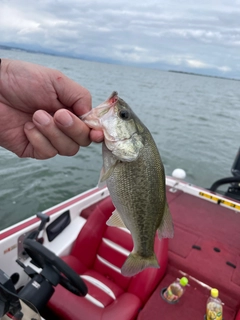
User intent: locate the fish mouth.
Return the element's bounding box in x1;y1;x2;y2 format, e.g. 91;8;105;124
80;91;119;129
105;131;138;144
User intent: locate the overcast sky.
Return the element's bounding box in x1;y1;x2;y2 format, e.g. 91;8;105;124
1;0;240;78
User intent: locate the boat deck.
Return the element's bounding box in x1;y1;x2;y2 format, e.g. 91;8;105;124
138;186;240;319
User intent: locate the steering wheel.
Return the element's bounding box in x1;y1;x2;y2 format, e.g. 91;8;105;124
23;238;88;296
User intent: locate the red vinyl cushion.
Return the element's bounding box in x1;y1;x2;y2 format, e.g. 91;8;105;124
236;310;240;320
48;286;141;320
48;197;168;320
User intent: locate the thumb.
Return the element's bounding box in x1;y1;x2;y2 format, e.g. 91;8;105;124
51;70;92;116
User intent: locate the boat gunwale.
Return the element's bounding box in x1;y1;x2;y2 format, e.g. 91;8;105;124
0;186;108;241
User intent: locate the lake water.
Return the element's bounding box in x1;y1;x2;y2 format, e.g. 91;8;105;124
0;48;240;230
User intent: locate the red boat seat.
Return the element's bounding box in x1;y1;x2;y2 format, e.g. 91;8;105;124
48;197;168;320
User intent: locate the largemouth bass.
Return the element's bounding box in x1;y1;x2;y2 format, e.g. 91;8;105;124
81;92;174;277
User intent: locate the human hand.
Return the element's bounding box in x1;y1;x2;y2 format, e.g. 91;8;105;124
0;59;103;159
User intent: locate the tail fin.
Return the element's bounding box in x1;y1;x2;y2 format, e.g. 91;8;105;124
121;252;160;277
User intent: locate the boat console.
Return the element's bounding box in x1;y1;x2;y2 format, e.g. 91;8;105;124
0;237;87;319
0;220;88;319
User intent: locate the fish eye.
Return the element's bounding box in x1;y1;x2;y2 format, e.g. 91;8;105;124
119;109;130;120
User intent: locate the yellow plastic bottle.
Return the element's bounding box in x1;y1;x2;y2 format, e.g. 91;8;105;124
163;277;188;303
206;288;223;320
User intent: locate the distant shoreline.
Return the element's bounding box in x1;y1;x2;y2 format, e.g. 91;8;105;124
168;70;239;82
0;44;238;81
0;44;62;57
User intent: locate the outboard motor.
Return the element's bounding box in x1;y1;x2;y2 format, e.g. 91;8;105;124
210;148;240;200
231;148;240;177
226;148;240;199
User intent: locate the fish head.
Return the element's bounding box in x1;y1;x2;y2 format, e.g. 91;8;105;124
81;91;144;161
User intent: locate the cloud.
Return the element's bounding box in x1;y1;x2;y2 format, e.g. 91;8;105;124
1;0;240;78
186;59;208;69
217;66;231;72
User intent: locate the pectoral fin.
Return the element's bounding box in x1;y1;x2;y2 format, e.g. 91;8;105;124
157;201;174;239
99;161;119;183
106;209;127;229
97;167;107;188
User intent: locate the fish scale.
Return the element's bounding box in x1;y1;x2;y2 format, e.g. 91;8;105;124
107;140;165;250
